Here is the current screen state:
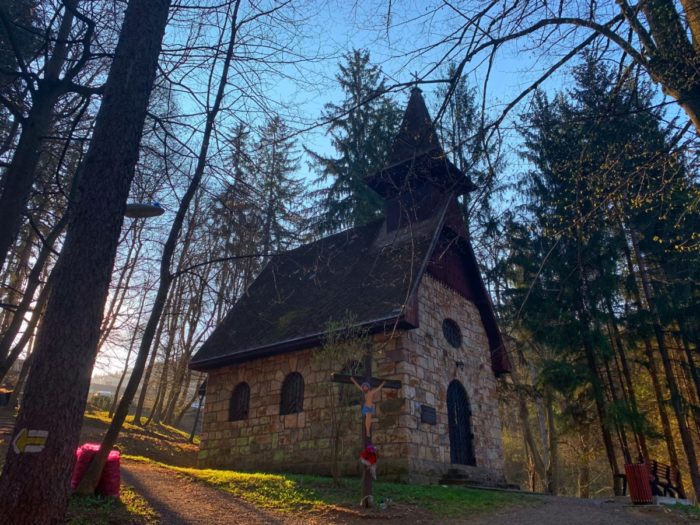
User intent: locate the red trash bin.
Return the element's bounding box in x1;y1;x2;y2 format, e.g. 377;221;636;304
70;443;121;497
625;463;653;504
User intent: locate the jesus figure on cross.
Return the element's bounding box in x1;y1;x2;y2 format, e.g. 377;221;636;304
350;377;386;437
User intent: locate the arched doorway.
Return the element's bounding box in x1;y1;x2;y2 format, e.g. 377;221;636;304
447;380;476;466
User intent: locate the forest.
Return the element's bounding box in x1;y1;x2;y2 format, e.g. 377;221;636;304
0;1;698;522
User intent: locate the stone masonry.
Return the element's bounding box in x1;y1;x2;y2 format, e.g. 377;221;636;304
199;274;505;483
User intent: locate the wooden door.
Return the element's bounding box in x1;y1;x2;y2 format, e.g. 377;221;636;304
447;380;476;466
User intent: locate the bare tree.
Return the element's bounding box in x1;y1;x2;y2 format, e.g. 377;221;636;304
390;2;700;137
0;0;104;272
0;0;171;521
75;0;245;494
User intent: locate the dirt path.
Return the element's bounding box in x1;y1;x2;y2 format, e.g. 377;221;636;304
122;461;314;525
121;460;441;525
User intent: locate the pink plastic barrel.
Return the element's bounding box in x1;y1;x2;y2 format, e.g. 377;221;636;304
70;443;120;497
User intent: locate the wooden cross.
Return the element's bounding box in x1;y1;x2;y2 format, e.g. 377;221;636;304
331;353;401;508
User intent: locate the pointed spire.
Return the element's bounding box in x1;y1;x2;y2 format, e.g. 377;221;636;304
364;86;476;199
388;87;443;165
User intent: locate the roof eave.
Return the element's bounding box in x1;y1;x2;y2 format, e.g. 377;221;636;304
189;313;417;372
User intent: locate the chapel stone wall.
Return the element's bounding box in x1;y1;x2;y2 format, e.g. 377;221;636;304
198;274;505;483
396;274;506;483
198;341;410;480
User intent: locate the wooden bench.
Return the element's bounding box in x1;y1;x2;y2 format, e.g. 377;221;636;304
648;460;685;499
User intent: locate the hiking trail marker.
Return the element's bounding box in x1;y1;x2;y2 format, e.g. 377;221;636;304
12;428;48;454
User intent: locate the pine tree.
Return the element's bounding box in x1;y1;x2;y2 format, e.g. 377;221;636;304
251;115;307;262
212;115;306;281
435;65;504;298
308;49;400;234
502;54;700;497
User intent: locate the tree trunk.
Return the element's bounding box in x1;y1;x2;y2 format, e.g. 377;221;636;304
0;214;67;379
7;332;37;409
0;227;34;332
630;231;700;500
132;293;171;425
602;354;632;464
0;1;171;521
619;225;680;469
677;316;700;409
544;387;558;494
76;0;242;494
0;1;76;272
577;432;591;499
97;224;144;350
0;278;49;383
173;375;200;428
108;291;148;418
606;299;649;460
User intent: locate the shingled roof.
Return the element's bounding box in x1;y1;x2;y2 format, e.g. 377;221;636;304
190;88;510;375
190;206;446;371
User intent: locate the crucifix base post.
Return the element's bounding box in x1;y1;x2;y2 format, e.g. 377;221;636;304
330;353;401;510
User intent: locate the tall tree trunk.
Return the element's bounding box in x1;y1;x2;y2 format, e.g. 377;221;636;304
574;235;621;493
0;227;34;331
0;1;171;521
581;330;622;493
108;290;148;418
606;299;649;460
0;277;49;383
0;214;67;379
173;377;200;428
602;355;633;464
97;224;144;349
132;294;171;425
619;222;680;468
0;1;76;272
630;231;700;500
544;387;558;494
677;316;700;409
76;0;242;494
166;368;191;426
577;431;592;499
145;290;182;426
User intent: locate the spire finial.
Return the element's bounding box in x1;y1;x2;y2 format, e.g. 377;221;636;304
411;71;421;92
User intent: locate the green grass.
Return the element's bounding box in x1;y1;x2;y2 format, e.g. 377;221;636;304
125;455;529;518
667;503;700;520
66;485;159;525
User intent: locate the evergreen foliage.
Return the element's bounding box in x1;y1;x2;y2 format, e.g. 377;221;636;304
308;49;400;234
500;53;700;495
212;115;307;295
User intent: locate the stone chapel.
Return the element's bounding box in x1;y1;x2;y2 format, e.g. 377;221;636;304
189;88;512;484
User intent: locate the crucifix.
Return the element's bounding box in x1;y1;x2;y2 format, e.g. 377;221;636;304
331;353;401;508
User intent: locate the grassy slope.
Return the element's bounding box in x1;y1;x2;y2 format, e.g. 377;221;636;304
81;410;199;468
63;410;200;523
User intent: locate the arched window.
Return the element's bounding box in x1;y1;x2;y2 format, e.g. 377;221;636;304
280;372;304;415
228;382;250;421
338;360;364;406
